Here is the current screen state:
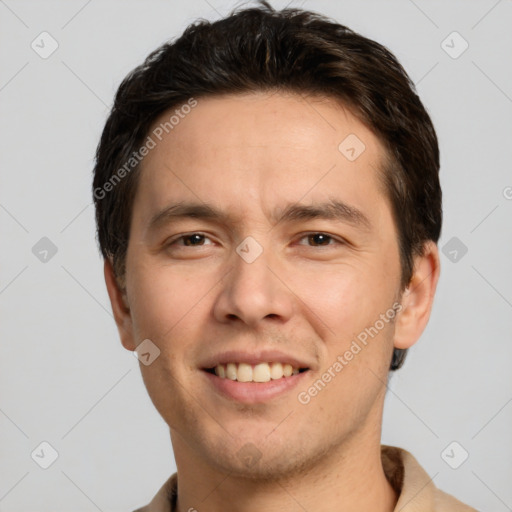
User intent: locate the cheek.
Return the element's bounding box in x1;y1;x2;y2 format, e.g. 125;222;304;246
293;260;397;370
290;262;380;331
125;262;202;341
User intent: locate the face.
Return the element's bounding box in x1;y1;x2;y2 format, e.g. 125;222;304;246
106;91;439;479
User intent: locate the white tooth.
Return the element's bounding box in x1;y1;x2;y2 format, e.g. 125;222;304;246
253;363;271;382
237;363;253;382
270;362;284;379
226;363;237;380
221;362;298;381
283;364;293;377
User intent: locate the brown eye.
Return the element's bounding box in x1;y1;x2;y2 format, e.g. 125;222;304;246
168;233;213;247
298;232;341;247
182;234;206;246
307;233;332;246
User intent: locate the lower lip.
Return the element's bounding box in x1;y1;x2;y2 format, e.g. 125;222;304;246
202;369;310;404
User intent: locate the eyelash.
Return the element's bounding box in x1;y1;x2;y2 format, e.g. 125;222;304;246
166;232;344;248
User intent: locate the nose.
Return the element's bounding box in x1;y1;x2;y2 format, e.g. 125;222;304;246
212;241;294;328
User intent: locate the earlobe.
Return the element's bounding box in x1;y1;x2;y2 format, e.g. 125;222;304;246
393;241;441;350
103;259;136;351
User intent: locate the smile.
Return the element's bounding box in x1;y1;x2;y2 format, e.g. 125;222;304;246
202;363;310;403
205;362;308;383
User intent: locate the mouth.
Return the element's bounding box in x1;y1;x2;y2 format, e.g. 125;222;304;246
203;362;309;382
202;362;311;403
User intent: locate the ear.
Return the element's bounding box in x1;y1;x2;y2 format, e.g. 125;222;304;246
104;258;136;351
393;241;441;350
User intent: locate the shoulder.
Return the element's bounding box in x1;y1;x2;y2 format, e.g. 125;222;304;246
132;473;177;512
381;445;478;512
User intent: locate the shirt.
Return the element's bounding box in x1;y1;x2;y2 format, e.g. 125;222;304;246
133;445;478;512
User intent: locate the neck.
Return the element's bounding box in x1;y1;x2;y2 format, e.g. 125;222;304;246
171;426;397;512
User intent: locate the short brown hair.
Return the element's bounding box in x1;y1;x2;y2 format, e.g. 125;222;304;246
93;1;442;371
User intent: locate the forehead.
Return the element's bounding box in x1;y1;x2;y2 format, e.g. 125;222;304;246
147;91;380;162
135;91;390;228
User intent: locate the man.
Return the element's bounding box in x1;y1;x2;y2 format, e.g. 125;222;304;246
93;1;477;510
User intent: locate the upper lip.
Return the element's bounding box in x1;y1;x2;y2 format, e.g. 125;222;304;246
200;349;313;370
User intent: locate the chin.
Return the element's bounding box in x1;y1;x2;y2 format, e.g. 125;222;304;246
198;434;319;482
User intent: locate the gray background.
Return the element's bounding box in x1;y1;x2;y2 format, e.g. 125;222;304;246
1;0;511;510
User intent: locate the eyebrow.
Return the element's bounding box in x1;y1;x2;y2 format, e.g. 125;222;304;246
147;198;372;233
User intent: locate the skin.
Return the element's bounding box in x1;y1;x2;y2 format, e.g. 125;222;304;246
105;91;440;512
